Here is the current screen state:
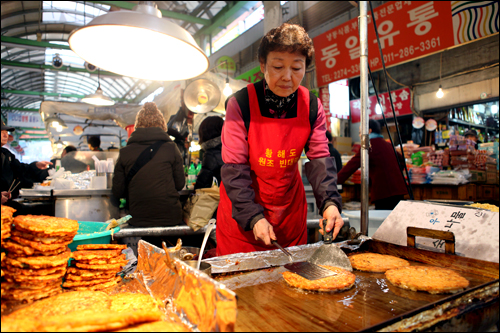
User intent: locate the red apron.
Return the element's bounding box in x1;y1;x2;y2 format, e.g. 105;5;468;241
216;84;311;256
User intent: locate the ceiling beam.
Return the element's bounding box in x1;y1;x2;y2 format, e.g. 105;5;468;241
194;1;250;39
88;1;211;26
1;59;122;77
1;36;71;50
0;107;39;112
1;89;132;102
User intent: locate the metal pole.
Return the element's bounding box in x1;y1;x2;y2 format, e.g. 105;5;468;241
359;1;369;236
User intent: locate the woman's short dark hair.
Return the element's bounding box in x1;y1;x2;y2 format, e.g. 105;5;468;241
258;23;315;68
198;116;224;144
369;119;382;134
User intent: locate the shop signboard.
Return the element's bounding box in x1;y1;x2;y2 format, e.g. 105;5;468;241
313;1;499;86
350;87;412;123
235;66;264;84
7;112;43;128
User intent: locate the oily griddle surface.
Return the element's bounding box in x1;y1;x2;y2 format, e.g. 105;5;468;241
215;261;493;332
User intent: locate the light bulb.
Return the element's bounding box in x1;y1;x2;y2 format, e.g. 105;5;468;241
223;83;233;97
436;86;444;98
375;104;382;115
57;143;63;148
51;121;60;127
55;125;63;132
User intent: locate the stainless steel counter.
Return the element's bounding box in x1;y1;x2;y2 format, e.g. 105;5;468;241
20;188;114;197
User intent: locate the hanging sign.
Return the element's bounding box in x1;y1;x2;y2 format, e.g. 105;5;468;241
313;1;499;86
350;87;412;123
7;112;43;128
235;66;264;84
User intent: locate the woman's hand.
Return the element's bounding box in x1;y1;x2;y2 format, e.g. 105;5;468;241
36;161;52;169
253;218;276;246
319;205;343;240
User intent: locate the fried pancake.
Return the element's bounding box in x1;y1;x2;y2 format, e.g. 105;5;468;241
69;276;121;291
11;229;74;244
110;293;160;313
2;239;68;256
63;276;116;288
77;244;128;251
1;229;10;240
77;258;128;266
67;266;121;276
1;281;61;291
349;253;410;273
1;284;61;299
282;265;356;292
1;206;16;219
385;266;470;294
75;262;125;271
1;286;62;303
39;309;162;332
1;222;11;231
65;272;116;281
72;249;123;260
13;215;79;236
2;264;66;276
5;249;71;269
116;320;188;332
1;252;4;262
3;269;65;283
11;235;72;252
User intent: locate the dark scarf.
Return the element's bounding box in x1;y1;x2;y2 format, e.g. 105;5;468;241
264;81;297;117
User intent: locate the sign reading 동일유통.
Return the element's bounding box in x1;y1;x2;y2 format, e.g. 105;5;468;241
350;87;412;123
314;1;499;86
235;65;264;84
7;112;43;128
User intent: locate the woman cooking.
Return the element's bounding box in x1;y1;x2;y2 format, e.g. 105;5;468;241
217;23;343;256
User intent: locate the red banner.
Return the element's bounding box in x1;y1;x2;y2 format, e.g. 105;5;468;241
350;87;412;123
314;1;455;86
320;87;331;130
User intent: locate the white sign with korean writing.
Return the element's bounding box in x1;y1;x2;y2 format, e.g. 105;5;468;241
372;201;499;263
7;112;43;128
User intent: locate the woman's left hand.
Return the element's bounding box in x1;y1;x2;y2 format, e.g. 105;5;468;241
319;205;344;240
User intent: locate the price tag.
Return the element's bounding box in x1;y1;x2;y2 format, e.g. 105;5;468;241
373;201;499;263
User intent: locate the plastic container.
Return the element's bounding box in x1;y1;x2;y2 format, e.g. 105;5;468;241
69;221;121;252
341;210;392;237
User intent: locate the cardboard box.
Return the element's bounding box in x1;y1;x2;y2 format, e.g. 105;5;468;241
334;137;353;155
470;170;487;183
486;171;497;184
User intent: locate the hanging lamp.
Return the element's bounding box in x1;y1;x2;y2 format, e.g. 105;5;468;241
82;68;115;106
68;2;209;81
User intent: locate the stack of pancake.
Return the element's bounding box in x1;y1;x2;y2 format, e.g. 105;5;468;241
1;206;16;278
63;244;128;291
1;214;77;303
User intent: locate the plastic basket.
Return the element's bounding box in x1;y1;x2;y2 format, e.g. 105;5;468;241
68;221;121;252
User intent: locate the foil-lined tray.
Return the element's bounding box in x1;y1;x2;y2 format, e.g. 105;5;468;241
203;237;370;274
115;240;237;332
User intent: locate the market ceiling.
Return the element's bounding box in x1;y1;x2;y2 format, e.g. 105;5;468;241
1;0;255;120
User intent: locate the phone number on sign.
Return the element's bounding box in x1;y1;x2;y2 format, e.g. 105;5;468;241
381;37;442;64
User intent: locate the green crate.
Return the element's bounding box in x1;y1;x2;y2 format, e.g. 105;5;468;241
68;221;121;252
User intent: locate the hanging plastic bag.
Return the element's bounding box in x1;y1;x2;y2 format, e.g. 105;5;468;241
183;179;220;231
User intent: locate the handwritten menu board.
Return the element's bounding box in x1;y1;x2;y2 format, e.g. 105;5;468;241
372;201;499;263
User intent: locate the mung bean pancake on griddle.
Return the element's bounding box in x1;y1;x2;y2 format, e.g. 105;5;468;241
349;253;410;272
282;265;356;292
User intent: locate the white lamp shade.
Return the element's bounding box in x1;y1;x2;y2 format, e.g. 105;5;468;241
81;88;115;106
69;7;209;81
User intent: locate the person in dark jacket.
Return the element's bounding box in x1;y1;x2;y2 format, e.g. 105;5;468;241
337;120;407;210
88;135;103;151
112;102;185;227
326;130;343;173
194;116;224;190
1;121;52;213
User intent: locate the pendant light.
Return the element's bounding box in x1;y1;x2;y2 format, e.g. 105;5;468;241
81;68;115;106
436;53;444;99
222;61;233;97
68;2;209;81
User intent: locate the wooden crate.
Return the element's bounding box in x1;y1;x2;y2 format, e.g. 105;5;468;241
428;186;456;200
458;184;477;201
479;185;497;200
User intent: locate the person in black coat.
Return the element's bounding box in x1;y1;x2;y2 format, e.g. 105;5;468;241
112;103;185;227
194;116;224;190
326;130;343;173
1;121;52;213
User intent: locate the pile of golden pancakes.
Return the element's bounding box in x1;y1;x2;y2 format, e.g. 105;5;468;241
1;212;77;303
1;290;188;332
63;244;128;291
1;206;16;278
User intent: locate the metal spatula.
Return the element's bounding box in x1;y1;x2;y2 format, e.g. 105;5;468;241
272;240;337;280
308;219;353;272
